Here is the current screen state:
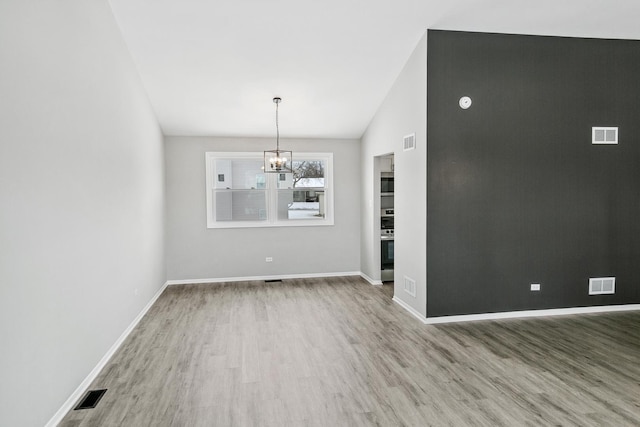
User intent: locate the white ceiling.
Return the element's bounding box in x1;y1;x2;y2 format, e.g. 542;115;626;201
107;0;640;139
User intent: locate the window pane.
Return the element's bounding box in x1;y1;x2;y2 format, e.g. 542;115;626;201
277;189;325;220
215;159;265;189
215;190;267;221
279;160;325;189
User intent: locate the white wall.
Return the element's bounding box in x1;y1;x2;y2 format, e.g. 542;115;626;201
360;33;427;316
0;2;165;426
165;136;360;280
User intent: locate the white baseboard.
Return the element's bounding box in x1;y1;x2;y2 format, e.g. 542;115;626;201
166;271;362;286
392;296;428;322
45;281;169;427
391;299;640;325
421;304;640;324
360;272;383;286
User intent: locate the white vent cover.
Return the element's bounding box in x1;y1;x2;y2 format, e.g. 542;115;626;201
403;133;416;151
592;127;618;144
589;277;615;295
404;276;416;297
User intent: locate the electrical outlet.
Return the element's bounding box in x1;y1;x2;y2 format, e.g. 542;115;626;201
530;283;540;291
265;257;273;262
134;288;139;296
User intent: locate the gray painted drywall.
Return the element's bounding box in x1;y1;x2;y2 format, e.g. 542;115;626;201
0;2;165;426
427;30;640;316
360;33;427;317
165;136;360;280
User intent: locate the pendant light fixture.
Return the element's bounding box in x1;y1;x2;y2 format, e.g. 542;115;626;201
264;97;293;173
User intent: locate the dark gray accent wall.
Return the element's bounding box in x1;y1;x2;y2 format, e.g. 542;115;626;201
427;30;640;317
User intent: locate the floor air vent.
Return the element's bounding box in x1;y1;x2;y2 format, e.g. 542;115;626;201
74;389;107;410
264;279;282;283
589;277;615;295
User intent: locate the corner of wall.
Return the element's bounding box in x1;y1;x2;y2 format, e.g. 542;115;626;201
359;31;428;319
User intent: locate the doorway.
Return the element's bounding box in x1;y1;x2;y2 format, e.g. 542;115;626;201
376;154;394;297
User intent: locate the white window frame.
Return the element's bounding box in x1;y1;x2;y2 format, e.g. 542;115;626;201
206;152;334;228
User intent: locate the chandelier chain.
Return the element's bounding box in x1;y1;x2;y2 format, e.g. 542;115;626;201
275;100;280;151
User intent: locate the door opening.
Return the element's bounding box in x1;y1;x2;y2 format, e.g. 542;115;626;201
377;154;394;292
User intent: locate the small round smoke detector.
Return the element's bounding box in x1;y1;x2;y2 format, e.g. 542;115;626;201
459;96;472;109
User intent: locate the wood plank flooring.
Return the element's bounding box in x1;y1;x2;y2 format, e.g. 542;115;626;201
60;277;640;426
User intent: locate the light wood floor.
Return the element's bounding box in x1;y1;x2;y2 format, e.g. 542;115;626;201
60;276;640;426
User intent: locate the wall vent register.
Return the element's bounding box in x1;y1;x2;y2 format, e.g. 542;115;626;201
404;276;416;297
589;277;615;295
403;133;416;151
592;127;618;144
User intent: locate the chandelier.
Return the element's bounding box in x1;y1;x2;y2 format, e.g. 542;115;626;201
264;97;293;173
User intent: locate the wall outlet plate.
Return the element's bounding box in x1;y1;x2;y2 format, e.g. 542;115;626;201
265;257;273;262
530;283;541;291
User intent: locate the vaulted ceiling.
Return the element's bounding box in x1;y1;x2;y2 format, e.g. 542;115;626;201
108;0;640;139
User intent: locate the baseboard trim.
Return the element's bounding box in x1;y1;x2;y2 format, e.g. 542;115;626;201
166;271;362;286
392;296;428;322
360;272;383;286
45;281;169;427
422;304;640;324
393;297;640;326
